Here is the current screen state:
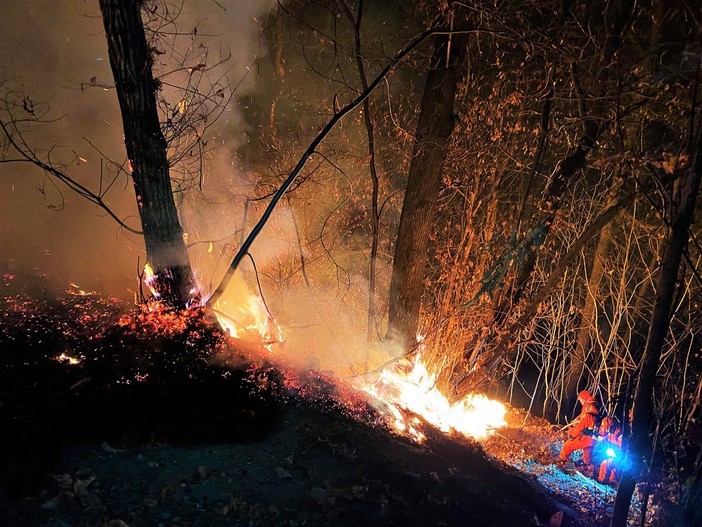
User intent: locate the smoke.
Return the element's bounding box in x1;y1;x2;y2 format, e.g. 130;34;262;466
270;277;403;378
0;0;410;377
0;1;132;295
0;0;276;298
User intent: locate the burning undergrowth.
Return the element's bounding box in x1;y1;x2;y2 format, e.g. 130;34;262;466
1;289;462;511
0;292;388;457
0;287;512;458
1;290;649;526
1;294;219;374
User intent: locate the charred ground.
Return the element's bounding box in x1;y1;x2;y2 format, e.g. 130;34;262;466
0;292;622;527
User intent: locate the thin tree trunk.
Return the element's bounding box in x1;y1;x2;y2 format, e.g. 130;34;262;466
351;0;381;343
386;30;468;348
610;125;702;527
458;186;638;390
508;119;602;310
208;27;441;306
289;197;311;288
99;0;197;307
461;0;637;389
564;170;628;395
267;14;285;153
505;0;636;313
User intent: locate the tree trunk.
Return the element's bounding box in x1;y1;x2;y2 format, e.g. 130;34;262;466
508;119;602;312
564;170;627;396
457;185;637;394
351;0;381;343
505;0;636;319
99;0;197;307
610;129;702;527
386;30;468;348
460;0;637;391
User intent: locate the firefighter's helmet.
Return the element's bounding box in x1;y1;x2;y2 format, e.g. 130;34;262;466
577;390;594;403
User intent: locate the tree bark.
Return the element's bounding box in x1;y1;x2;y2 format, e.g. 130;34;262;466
351;0;381;343
508;119;602;312
386;30;468;348
610;129;702;527
99;0;197;307
460;0;637;391
456;185;638;393
504;0;636;316
564;170;628;396
208;28;440;306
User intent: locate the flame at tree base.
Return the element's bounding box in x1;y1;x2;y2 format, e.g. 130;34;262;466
208;274;283;351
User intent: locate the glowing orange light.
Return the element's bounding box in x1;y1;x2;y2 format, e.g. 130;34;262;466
143;263;160;299
213;294;282;352
207;280;500;444
357;352;506;442
55;352;81;365
67;283;95;296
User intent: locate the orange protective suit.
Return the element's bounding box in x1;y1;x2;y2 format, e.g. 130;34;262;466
559;393;599;465
597;419;623;484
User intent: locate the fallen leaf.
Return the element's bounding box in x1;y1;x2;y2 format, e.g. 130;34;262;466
275;466;292;479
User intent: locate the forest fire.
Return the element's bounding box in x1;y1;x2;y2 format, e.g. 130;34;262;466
357;353;506;442
3;0;702;524
0;291;659;527
212;290;505;443
213;295;282;348
54;352;81;365
142;264;160;300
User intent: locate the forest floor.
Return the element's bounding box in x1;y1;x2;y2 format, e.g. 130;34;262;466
0;290;662;527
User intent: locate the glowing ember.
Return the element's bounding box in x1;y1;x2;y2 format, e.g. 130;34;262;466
141;264;199;306
358;353;506;442
55;352;81;365
67;283;95;296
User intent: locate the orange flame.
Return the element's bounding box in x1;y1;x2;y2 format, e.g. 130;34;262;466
205;279;501;443
357;352;506;442
213;295;282;350
143;263;160;299
55;352;81;365
141;264;199;306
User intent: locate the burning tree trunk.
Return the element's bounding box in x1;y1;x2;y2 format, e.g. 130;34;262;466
386;30;468;349
610;118;702;527
99;0;197;307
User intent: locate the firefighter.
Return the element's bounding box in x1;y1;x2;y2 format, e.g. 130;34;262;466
558;390;599;466
596;416;623;484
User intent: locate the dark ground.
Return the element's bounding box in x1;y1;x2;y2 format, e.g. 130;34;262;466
0;293;583;526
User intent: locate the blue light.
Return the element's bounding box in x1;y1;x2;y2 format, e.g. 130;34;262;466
606;447;616;458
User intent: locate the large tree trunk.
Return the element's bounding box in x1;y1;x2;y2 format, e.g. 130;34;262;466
386;31;468;349
610;128;702;527
99;0;197;307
